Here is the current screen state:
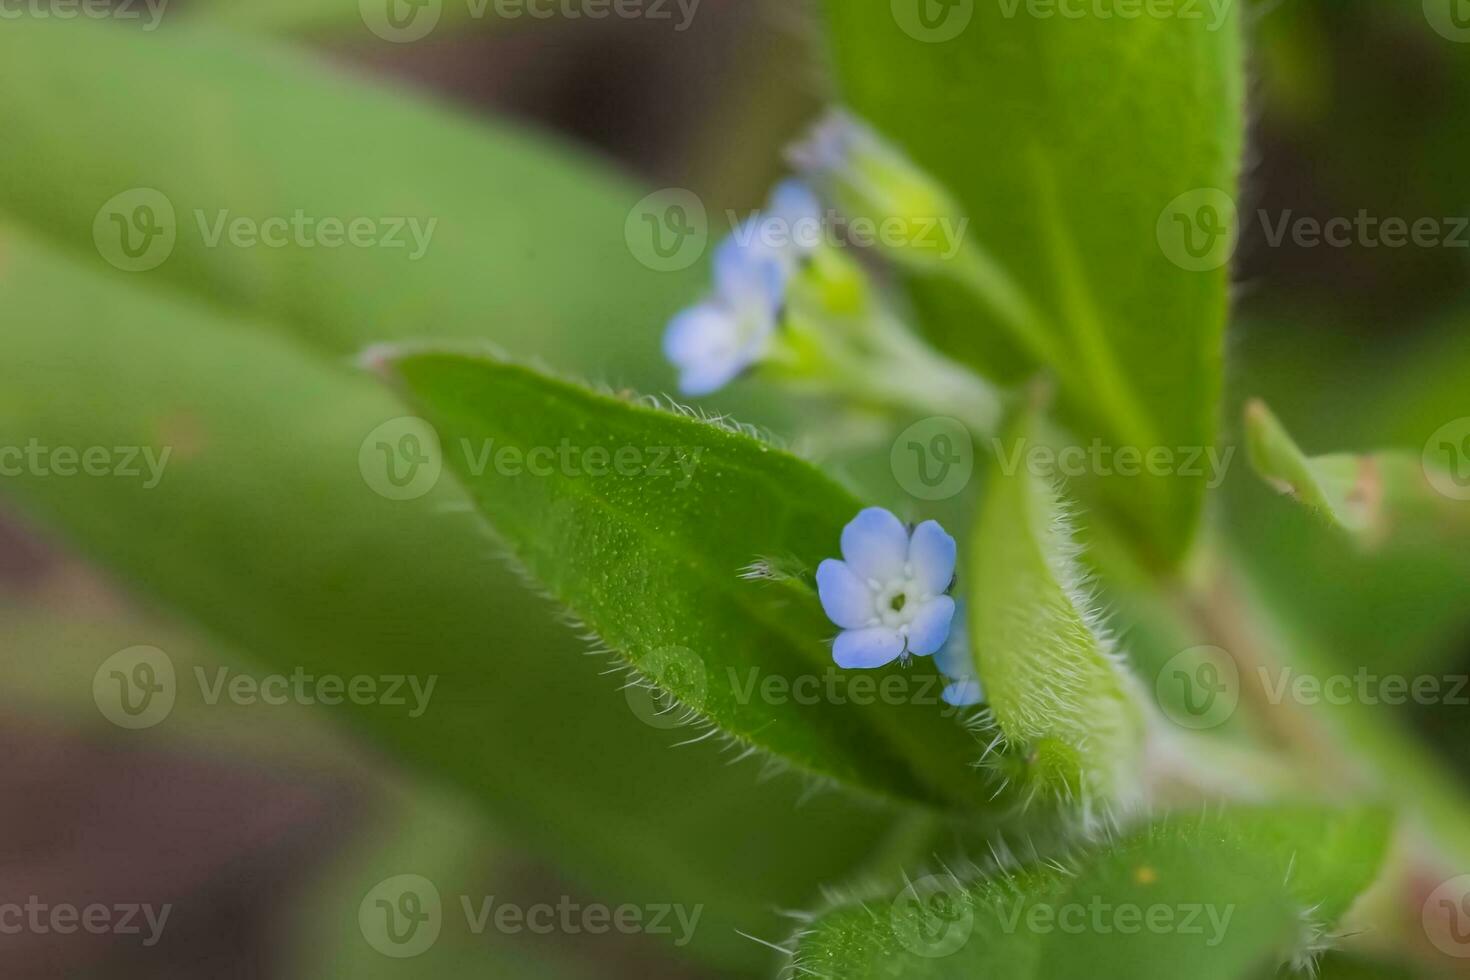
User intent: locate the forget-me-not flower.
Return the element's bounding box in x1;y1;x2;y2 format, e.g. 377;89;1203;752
933;603;984;707
817;507;957;669
662;180;824;397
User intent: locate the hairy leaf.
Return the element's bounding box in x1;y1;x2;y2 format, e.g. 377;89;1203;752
378;348;1009;810
968;410;1146;812
792;806;1391;980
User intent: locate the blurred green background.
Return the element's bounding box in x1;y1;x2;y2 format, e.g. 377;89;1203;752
1;0;1468;977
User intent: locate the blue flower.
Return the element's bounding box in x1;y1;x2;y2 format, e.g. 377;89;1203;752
817;507;957;669
662;180;824;397
933;603;984;707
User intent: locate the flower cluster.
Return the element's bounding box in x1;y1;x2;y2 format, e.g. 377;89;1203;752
662;111;975;406
815;507;983;708
663;180;822;396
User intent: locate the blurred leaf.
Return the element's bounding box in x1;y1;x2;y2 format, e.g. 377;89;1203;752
0;17;690;388
290;791;609;979
0;228;898;973
822;0;1245;565
792;806;1391;980
379;349;1003;810
1244;399;1470;548
967;409;1145;809
1227;311;1470;676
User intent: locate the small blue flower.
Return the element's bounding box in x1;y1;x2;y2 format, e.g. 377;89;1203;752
933;603;984;707
817;507;957;669
663;180;824;397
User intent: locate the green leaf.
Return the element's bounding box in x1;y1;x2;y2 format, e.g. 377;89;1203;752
791;806;1392;980
1227;311;1470;678
378;348;1010;810
822;1;1245;564
967;409;1146;811
0;16;692;387
1244;398;1470;548
0;227;898;974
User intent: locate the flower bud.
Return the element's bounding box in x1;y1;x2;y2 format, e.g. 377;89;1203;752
788;110;968;272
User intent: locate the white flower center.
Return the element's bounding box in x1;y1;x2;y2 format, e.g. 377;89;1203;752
871;566;929;632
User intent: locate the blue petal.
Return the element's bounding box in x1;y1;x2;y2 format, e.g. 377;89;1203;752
713;227;786;311
816;559;875;630
905;595;955;657
942;679;984;707
663;302;729;362
767;179;824;253
932;603;973;679
832;627;905;669
908;520;956;595
840;507;909;584
663;303;745;396
768;179;823;225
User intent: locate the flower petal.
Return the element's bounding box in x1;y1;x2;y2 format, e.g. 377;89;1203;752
816;559;876;630
932;604;973;680
664;302;730;363
767;179;824;253
942;679;984;707
768;179;823;226
904;595;955;657
840;507;909;583
908;520;956;595
832;627;905;669
713;227;786;311
663;300;769;397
